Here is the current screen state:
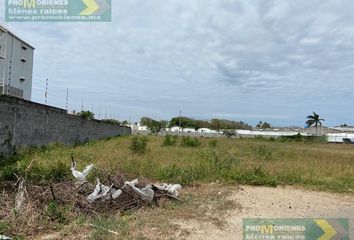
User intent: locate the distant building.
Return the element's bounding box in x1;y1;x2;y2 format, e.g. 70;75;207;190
332;126;354;132
170;126;181;132
0;24;34;100
182;128;196;133
138;125;148;131
197;128;218;134
130;123;148;131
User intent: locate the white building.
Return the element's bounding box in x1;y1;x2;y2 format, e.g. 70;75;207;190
197;128;218;134
0;24;34;100
138;125;148;131
183;128;196;133
170;126;181;132
130;123;148;131
327;133;354;143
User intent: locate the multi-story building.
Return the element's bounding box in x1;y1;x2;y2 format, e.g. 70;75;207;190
0;24;34;100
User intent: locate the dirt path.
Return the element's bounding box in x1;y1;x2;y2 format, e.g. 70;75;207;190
177;185;354;240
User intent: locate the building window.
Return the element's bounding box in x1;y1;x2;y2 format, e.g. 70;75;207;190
21;45;27;50
21;58;26;63
19;77;26;82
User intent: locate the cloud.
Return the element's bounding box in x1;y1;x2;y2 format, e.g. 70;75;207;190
1;0;354;126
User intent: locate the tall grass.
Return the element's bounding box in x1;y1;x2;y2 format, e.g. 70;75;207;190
1;136;354;193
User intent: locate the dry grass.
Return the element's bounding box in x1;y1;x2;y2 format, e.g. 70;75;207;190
2;136;354;192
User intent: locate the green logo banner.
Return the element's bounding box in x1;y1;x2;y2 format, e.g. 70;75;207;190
5;0;111;22
243;218;348;240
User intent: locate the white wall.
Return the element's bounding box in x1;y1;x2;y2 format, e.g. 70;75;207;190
0;29;34;100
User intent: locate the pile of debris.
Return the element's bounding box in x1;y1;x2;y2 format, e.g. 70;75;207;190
12;158;182;215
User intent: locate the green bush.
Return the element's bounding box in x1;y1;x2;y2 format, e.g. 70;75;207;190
162;135;178;146
0;164;20;181
180;136;201;148
129;136;148;155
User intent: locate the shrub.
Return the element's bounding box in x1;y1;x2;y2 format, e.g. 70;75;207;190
162;135;178;147
180;136;201;148
129;136;148;155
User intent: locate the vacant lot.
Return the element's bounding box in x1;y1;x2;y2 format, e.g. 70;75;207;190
0;136;353;239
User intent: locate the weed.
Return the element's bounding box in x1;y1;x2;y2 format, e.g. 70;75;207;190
0;220;9;234
45;201;68;223
162;135;178;147
129;136;148;155
180;136;201;148
208;139;217;148
232;167;278;187
254;144;273;161
90;216;134;240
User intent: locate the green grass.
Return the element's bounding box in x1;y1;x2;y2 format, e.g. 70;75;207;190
1;136;354;193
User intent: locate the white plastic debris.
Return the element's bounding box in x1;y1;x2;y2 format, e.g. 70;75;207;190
87;178;101;202
0;235;12;240
71;159;94;182
86;176;180;203
87;178;112;202
154;184;182;197
110;188;123;199
132;185;154;202
125;179;139;186
125;180;154;202
15;179;26;212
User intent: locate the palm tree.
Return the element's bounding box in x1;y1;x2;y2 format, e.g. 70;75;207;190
306;112;325;136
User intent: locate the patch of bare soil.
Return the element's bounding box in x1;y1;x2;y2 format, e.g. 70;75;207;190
176;185;354;240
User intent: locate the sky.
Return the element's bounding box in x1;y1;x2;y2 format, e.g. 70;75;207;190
1;0;354;127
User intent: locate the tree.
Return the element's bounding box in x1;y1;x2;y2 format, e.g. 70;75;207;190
121;120;129;125
169;117;196;129
148;120;168;135
76;110;94;120
256;121;271;129
306;112;325;136
140;117;154;126
141;117;168;135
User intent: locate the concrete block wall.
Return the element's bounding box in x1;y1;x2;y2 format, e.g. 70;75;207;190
0;95;131;155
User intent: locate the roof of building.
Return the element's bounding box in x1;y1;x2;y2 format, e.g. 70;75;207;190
0;21;35;49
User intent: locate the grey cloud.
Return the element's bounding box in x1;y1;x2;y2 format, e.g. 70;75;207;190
2;0;354;126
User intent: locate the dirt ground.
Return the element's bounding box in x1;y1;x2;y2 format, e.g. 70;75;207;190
176;185;354;240
30;184;354;239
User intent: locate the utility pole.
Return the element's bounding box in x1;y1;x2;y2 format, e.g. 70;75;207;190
45;79;48;105
65;88;69;111
179;109;182;132
81;99;84;111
